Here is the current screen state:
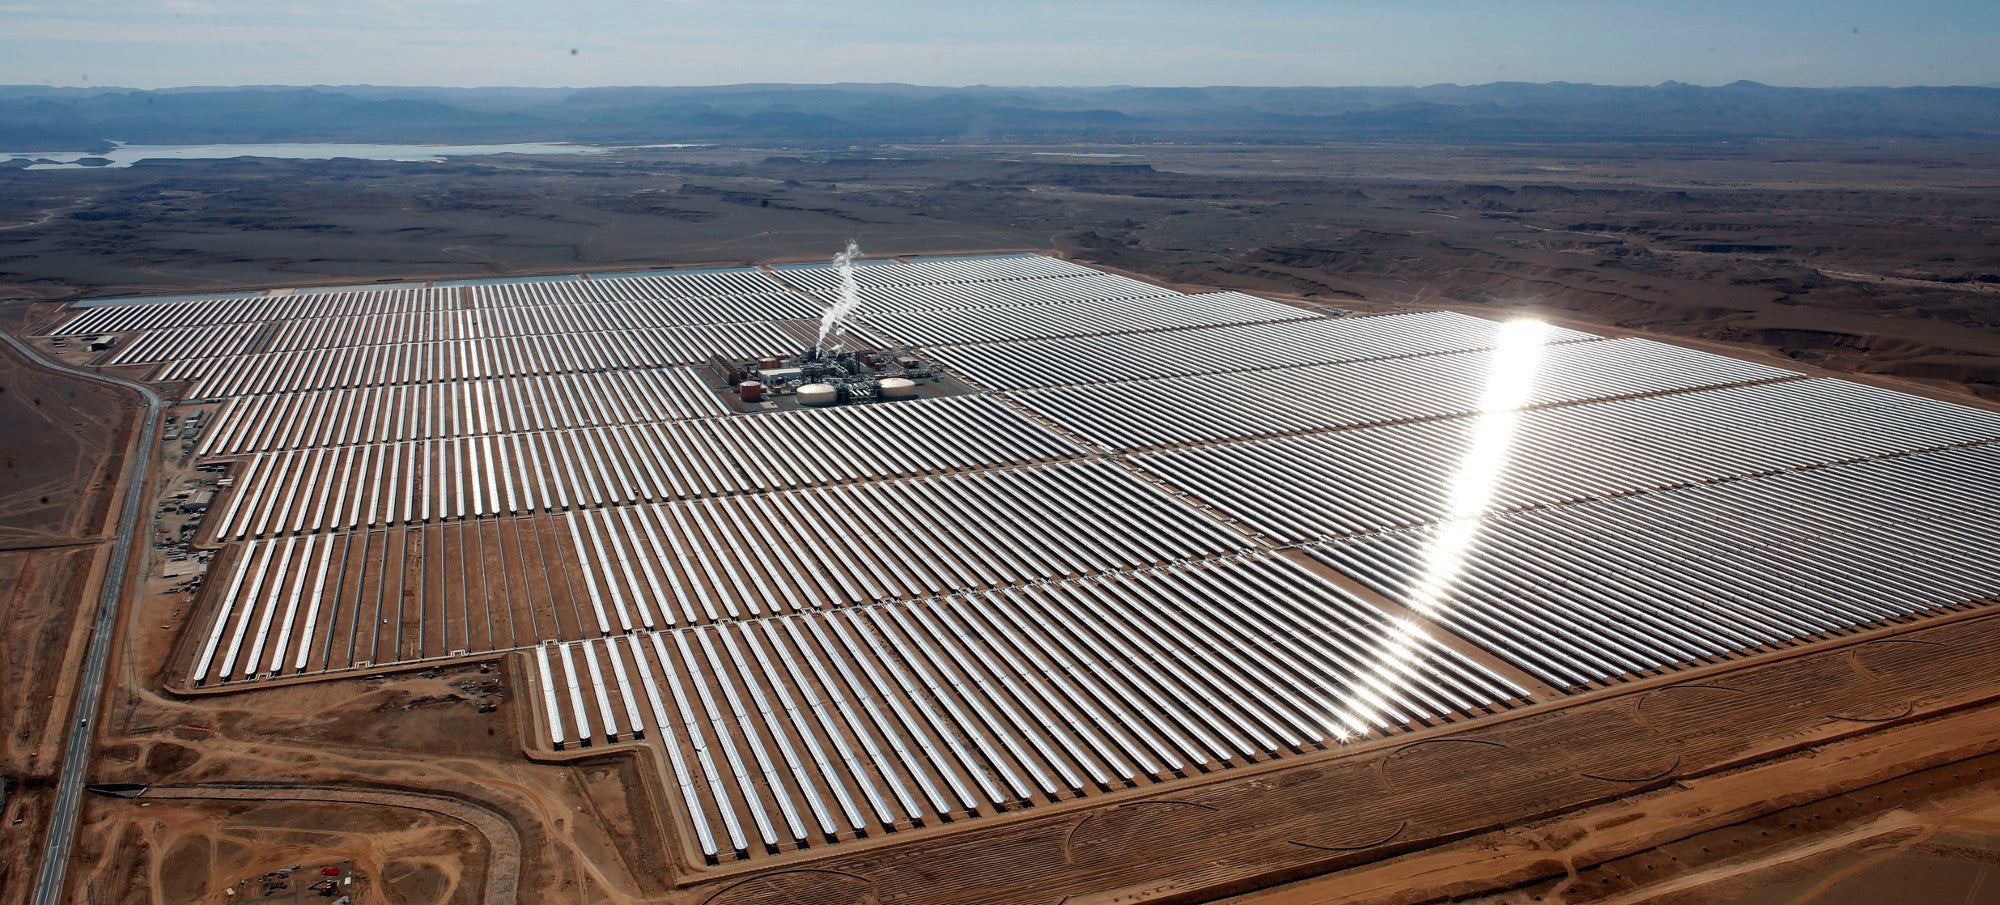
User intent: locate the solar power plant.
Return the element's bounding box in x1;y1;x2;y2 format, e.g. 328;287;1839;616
56;253;2000;868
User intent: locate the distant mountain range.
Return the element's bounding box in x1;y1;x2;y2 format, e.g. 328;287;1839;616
4;81;2000;150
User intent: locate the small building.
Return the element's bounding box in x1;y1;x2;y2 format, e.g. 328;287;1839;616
86;335;116;352
177;490;214;514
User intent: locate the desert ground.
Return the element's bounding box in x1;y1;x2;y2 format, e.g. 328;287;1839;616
3;140;1997;402
0;303;134;901
3;140;2000;904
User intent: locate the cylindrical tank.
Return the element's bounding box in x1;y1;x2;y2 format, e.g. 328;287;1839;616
757;356;784;370
738;380;764;402
879;377;918;400
797;383;838;407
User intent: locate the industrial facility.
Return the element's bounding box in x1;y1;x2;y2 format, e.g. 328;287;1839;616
709;345;947;412
40;252;2000;869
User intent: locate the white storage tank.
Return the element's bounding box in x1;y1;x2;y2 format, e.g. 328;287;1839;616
879;377;918;400
797;383;839;407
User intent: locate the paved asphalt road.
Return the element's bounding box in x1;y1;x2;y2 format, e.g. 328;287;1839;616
0;328;163;905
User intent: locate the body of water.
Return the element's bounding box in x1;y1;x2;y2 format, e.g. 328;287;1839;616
4;142;612;170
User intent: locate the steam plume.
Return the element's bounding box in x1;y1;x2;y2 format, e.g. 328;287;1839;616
815;240;863;353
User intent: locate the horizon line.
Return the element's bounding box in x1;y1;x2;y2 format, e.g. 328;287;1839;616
9;79;2000;93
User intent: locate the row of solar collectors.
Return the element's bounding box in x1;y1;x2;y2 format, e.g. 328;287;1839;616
52;268;805;338
186;460;1251;686
770;254;1097;295
189;515;611;684
1139;378;2000;541
929;310;1601;390
123;269;1282;398
1011;337;1801;451
197;368;727;456
51;287;458;335
206;396;1080;538
1307;443;2000;690
261;293;822;353
830;273;1178;316
531;555;1522;857
234;273;1191;369
174;320;800;398
102;323;265;365
468;269;788;306
193;533;344;684
56;255;1101;337
551;460;1247;626
858;292;1319;348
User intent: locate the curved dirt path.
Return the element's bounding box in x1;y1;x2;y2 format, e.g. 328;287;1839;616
137;783;521;905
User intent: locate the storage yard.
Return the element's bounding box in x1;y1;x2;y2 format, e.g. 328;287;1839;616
27;252;2000;898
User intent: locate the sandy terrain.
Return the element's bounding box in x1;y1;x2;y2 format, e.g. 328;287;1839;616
0;307;132;905
1228;679;2000;905
68;654;667;904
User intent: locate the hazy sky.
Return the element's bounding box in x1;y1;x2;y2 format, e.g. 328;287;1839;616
2;0;1996;89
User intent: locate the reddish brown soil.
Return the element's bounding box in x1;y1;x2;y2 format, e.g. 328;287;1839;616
0;309;132;905
1233;688;2000;905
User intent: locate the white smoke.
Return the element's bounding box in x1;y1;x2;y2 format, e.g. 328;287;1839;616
815;240;863;353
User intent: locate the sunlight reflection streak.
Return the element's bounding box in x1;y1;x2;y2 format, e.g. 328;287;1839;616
1329;319;1548;740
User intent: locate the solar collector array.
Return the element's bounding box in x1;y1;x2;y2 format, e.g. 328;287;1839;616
929;310;1601;390
770;254;1098;295
519;268;790;301
59;267;794;339
1307;443;2000;689
833;273;1181;315
859;292;1319;347
534;555;1521;857
261;293;820;352
103;322;264;365
51;287;455;335
557;459;1248;625
80;253;2000;865
198;367;727;456
181;320;801;397
190;512;605;682
1140;378;2000;540
208;395;1081;537
189;458;1254;685
1014;336;1800;450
